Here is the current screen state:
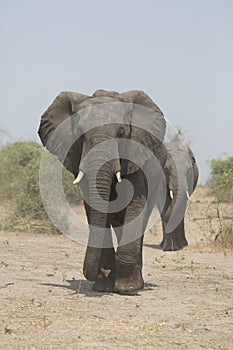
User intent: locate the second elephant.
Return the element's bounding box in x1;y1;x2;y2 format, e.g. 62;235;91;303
160;139;199;251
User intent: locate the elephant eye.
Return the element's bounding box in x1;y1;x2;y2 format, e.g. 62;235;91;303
118;127;125;137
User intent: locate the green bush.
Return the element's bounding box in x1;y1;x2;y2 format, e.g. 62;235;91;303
208;156;233;249
0;142;81;232
209;157;233;202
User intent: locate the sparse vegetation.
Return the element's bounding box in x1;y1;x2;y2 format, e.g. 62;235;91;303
209;157;233;202
208;156;233;248
0;141;232;250
0;142;81;232
214;221;233;248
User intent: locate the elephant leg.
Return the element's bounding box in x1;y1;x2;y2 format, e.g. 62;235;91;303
114;236;144;295
160;194;170;249
111;197;146;294
112;221;144;295
161;216;188;251
160;218;166;249
161;223;182;251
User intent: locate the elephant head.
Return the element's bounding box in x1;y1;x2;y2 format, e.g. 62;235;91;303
163;139;199;234
38;89;166;281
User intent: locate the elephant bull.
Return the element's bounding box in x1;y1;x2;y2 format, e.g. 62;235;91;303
38;89;198;294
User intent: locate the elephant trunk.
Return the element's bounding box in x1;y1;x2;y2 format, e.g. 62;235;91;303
165;189;189;234
82;146;120;282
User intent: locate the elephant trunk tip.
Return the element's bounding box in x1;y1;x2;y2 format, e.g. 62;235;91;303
99;268;111;279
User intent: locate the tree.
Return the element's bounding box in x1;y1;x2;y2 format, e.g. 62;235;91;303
0;128;12;148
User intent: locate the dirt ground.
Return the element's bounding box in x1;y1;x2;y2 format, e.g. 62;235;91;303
0;187;233;350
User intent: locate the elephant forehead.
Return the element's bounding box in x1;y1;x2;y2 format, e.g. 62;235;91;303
78;103;132;131
170;149;192;167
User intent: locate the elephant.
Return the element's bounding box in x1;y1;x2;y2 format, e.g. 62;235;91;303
38;89;169;294
160;139;199;251
38;89;198;294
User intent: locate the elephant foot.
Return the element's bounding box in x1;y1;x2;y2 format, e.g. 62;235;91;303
92;268;115;293
181;236;188;247
114;269;144;295
92;277;115;293
160;234;187;251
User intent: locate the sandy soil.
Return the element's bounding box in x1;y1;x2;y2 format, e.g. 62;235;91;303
0;187;233;350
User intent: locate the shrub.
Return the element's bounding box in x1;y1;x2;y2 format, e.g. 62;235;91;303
209;157;233;202
208;156;233;248
215;221;233;248
0;142;81;232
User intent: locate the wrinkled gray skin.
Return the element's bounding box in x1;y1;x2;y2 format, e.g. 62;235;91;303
38;89;168;294
161;140;199;251
38;89;197;294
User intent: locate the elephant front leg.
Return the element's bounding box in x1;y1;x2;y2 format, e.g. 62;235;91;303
161;216;188;251
114;237;144;295
112;195;146;295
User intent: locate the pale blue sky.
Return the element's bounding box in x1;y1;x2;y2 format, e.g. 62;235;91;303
0;0;232;184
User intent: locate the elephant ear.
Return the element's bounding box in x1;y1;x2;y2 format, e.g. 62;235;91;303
38;91;88;176
120;90;167;174
187;145;196;166
187;145;199;190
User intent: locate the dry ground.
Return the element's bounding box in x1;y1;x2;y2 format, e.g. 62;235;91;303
0;187;233;350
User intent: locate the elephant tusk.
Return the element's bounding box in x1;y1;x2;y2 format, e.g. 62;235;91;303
73;170;84;185
186;190;191;200
169;190;174;199
116;171;122;183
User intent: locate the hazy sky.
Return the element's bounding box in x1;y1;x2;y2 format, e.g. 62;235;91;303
1;0;232;184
